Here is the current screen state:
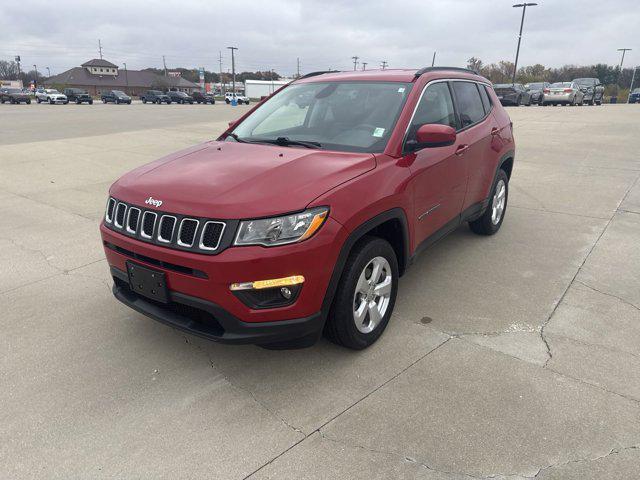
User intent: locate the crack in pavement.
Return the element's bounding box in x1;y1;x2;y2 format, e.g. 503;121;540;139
242;337;452;479
576;279;640;313
532;444;640;478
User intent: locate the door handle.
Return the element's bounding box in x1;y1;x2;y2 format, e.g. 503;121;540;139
455;144;469;156
491;127;501;136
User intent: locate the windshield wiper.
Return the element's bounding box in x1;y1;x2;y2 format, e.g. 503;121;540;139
251;137;321;149
226;132;246;143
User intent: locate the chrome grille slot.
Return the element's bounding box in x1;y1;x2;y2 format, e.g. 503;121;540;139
158;215;177;243
177;218;199;247
114;203;127;228
105;198;116;223
141;211;157;239
126;207;141;234
200;221;226;251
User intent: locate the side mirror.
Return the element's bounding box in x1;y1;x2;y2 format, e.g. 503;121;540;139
413;124;457;149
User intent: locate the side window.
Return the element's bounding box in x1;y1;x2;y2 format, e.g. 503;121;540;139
406;82;457;143
479;85;492;114
452;82;485;128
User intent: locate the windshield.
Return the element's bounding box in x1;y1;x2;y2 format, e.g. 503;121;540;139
528;83;544;89
229;81;413;153
5;88;21;93
574;78;595;86
113;90;126;95
551;82;572;88
46;89;60;94
173;92;187;97
493;84;515;89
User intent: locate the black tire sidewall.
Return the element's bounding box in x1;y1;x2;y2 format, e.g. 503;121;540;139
326;237;399;349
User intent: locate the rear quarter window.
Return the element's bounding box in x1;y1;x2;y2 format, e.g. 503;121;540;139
452;82;486;128
479;85;492;113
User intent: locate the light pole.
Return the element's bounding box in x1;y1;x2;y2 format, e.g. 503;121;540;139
46;67;50;78
123;63;129;93
14;55;21;79
227;46;237;95
352;56;359;71
511;3;538;85
33;64;38;87
617;48;632;70
629;66;638;103
362;62;367;71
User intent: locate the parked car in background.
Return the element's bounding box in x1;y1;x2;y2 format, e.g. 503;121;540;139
629;88;640;104
542;82;585;106
192;91;215;104
100;67;515;350
572;78;604;105
525;82;550;105
0;87;31;104
225;92;250;105
141;90;171;104
101;90;132;104
63;88;93;104
167;91;194;104
493;83;532;106
36;89;68;104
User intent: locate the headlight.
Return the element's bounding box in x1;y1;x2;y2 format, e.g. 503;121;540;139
234;207;328;247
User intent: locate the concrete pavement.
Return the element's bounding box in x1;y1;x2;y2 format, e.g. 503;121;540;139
1;102;639;479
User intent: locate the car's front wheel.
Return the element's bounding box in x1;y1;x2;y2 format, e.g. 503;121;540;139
469;169;509;235
325;236;398;349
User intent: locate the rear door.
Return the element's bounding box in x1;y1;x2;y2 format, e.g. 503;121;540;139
404;81;467;245
451;81;498;213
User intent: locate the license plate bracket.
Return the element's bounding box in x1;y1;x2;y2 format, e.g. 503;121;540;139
126;261;169;303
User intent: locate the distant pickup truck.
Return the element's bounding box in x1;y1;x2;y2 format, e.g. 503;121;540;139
572;78;604;105
225;92;250;105
63;88;93;104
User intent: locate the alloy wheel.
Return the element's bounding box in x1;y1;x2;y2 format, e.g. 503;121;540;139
352;256;392;334
491;179;506;225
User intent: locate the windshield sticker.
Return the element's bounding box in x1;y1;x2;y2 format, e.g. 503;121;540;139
397;87;406;93
372;127;385;138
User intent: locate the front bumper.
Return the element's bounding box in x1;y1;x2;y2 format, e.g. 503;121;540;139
111;266;324;345
100;216;346;342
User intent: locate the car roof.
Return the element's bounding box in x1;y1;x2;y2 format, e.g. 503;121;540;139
295;68;486;84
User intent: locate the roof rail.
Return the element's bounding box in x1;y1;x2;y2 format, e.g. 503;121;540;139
298;70;339;80
415;66;479;77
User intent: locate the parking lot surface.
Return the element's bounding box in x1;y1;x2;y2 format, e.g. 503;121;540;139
1;103;639;479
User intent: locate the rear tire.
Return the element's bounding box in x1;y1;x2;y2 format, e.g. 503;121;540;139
469;169;509;236
324;236;398;350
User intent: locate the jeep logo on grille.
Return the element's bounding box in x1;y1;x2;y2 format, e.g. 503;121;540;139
145;196;163;208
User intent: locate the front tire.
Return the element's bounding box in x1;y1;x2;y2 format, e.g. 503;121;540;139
469;169;509;235
324;236;398;349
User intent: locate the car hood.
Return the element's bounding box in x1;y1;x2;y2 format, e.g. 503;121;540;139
110;140;376;219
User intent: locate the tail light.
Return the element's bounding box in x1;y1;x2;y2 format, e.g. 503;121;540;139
564;88;573;93
543;88;550;93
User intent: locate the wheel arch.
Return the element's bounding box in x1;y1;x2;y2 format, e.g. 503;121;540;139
320;208;409;317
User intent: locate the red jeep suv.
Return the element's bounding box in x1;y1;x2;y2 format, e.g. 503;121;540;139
101;67;514;349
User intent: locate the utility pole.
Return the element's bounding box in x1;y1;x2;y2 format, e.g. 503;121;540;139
431;51;437;67
380;60;388;70
218;51;224;96
46;67;50;78
14;55;21;80
362;62;367;71
33;64;38;87
296;57;300;78
227;46;238;95
98;39;103;59
618;48;632;70
352;56;359;71
162;55;168;76
511;3;538;85
123;63;129;92
628;66;638;103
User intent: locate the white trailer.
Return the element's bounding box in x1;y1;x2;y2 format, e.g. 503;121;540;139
244;79;289;99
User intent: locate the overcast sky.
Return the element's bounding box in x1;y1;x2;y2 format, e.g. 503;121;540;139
1;0;637;77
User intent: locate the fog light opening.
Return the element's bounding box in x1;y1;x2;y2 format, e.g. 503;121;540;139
280;287;292;299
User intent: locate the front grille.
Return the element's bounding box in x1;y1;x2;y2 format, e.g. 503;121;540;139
104;197;229;255
200;221;225;250
178;219;199;247
126;208;141;233
158;216;176;243
114;203;127;228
